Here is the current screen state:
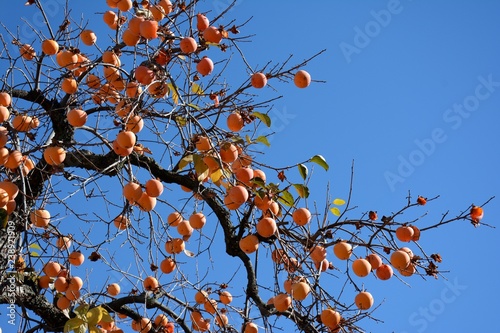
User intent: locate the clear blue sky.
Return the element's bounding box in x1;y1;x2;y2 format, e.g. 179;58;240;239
1;1;499;333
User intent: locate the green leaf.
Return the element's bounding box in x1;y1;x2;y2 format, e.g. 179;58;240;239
30;251;40;257
255;136;270;147
309;155;329;171
332;198;346;206
191;82;204;95
187;103;201;111
330;207;341;216
177;154;193;171
298;164;308;180
64;318;85;333
250;177;266;188
252;111;271;127
277;190;294;207
293;184;310;198
245;135;252;144
193;154;210;182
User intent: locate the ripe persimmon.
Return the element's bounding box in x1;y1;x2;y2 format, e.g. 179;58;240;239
20;44;36;60
43;146;66;166
354;291;374;310
117;0;133;11
80;30;97;46
164;238;185;254
136;192;157;212
243;322;258;333
123;182;142;203
41;39;59;55
177;219;193;237
116;130;136;149
61;77;78;94
38;275;52;289
376;264;393;280
293;70;311;88
0;106;9;123
396;226;414;242
399;263;416;277
68;251;85;266
220;142;239;163
167;211;183;227
227;112;244;132
368;210;378;220
390;250;410;270
5;150;23;170
66;109;87;127
113;215;130;230
122;28;141;46
470;206;484;221
251;72;267;89
410;225;421;241
43;261;62;277
195;135;211;152
219;291;232;304
135;65;155;85
352;258;372;277
292;207;311;226
154;314;169;327
203;26;222;43
0;92;11;106
256;217;277;238
417;195;427;205
321;308;341;329
56;50;78;68
126;81;142;98
54;276;69;292
239;234;259;254
196;13;209;31
158;0;173;14
145;178;163;197
333;241;352;260
196;57;214;76
194;290;209;304
273;293;292;312
291;281;311;301
228;185;249;206
271;248;288;264
67;276;83;292
103;10;118;26
140;20;158;39
86;74;101;89
56;296;71;310
143;275;159;291
160;257;176;274
310;245;327;262
365;253;382;270
189;212;206;229
235;167;254;186
180;37;197;53
0;181;18;201
56;236;72;250
203;298;218;314
131;317;152;333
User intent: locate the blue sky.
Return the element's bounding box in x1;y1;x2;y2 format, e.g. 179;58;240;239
1;1;499;333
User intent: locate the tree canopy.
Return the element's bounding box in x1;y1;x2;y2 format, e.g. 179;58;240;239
0;1;492;333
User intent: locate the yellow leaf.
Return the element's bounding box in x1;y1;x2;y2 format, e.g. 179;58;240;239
210;168;223;183
167;83;178;104
191;82;204;95
333;198;346;206
330;207;341;216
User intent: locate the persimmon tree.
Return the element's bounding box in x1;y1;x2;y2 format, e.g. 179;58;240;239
0;1;491;333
